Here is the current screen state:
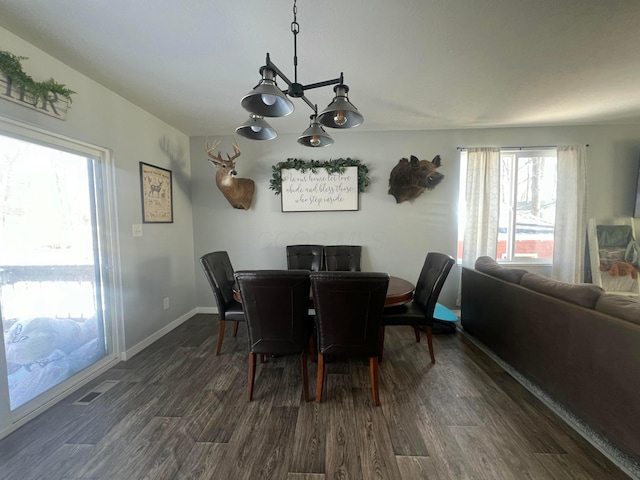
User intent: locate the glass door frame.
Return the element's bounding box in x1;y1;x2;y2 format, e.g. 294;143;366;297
0;115;123;438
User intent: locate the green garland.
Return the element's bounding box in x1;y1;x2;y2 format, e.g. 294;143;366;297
0;50;75;105
270;157;370;195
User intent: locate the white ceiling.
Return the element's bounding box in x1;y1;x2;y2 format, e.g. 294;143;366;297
1;0;640;137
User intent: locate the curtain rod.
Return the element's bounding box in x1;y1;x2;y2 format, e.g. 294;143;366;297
456;144;589;151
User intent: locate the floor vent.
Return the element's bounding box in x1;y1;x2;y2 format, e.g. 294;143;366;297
73;380;119;405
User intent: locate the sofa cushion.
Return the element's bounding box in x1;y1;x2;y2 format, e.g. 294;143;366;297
474;256;528;284
595;294;640;325
520;272;604;309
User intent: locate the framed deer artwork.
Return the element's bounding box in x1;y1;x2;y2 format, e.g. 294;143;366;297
140;162;173;223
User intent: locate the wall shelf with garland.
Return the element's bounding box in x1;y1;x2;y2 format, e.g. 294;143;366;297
0;50;75;120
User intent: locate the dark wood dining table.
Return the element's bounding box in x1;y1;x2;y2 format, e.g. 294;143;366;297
233;274;415;307
383;276;415;307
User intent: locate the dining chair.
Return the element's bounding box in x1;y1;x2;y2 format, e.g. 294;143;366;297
286;244;324;271
199;251;245;356
323;245;362;271
234;270;312;401
310;271;389;406
381;252;454;364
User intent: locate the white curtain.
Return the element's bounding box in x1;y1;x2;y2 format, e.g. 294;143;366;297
552;145;587;283
461;147;501;268
457;147;500;305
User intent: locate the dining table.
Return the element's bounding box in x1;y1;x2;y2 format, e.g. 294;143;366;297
383;276;415;307
233;274;415;307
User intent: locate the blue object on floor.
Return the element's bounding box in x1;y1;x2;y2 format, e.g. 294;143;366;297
434;302;458;322
433;303;458;333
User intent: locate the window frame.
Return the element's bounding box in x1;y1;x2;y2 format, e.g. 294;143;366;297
458;147;558;266
499;148;557;265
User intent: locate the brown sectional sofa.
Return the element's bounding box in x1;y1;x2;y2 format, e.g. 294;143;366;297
461;256;640;464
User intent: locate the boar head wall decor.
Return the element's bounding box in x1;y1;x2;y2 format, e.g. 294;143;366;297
388;155;444;203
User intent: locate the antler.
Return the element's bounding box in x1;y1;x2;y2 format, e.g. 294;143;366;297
205;138;241;164
227;142;241;161
205;138;223;164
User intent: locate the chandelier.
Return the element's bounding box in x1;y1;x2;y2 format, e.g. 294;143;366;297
236;0;363;147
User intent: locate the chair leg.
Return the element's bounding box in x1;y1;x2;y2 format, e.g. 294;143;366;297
216;319;226;356
301;352;309;402
378;326;385;362
233;321;239;337
248;352;256;401
369;356;380;406
426;325;435;364
309;335;317;363
316;353;325;403
413;325;421;343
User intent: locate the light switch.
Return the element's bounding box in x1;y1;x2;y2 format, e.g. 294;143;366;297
132;224;143;237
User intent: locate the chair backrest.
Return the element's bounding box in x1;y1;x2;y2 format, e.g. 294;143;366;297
200;251;237;314
234;270;311;355
286;244;324;271
413;252;455;317
310;271;389;357
323;245;362;271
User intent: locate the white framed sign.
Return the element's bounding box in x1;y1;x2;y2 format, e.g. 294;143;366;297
281;166;359;212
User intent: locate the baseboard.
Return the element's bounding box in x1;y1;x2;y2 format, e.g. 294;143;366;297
459;327;640;480
121;308;201;360
197;306;218;315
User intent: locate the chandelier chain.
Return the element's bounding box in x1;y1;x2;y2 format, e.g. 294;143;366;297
291;0;299;84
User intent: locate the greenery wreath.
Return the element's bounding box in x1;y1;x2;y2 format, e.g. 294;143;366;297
270;157;370;195
0;50;76;105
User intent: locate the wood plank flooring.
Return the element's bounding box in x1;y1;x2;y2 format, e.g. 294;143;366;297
0;313;632;479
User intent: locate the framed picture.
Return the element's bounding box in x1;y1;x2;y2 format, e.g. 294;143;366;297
140;162;173;223
280;166;359;212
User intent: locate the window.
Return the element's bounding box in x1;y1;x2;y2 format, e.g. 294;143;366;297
0;116;121;432
458;148;557;264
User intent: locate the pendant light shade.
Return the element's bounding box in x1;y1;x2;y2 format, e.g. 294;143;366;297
235;114;277;140
297;115;334;147
241;67;295;118
318;84;363;129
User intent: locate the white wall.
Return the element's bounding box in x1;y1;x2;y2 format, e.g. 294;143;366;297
191;125;640;308
0;27;195;351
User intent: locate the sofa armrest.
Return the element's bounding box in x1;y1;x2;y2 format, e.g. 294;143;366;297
474;256;528;284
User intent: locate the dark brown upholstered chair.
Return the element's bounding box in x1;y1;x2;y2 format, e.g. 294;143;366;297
310;271;389;406
323;245;362;271
381;252;454;363
286;244;324;271
200;251;245;356
234;270;312;401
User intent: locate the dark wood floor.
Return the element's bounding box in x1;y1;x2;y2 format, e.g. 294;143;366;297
0;313;631;480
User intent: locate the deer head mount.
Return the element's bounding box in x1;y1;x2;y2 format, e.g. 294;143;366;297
205;139;255;210
388;155;444;204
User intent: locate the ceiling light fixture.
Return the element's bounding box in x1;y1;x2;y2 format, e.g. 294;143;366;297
236;0;363;146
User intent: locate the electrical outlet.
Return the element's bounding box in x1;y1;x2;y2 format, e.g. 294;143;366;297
132;224;143;237
163;297;170;310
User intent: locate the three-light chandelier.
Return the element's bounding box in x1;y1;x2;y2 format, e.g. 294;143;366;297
236;0;363;147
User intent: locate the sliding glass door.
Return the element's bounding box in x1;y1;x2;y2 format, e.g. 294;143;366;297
0;118;120;431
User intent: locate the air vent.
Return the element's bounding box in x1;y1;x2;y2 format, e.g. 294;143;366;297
73;380;119;405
